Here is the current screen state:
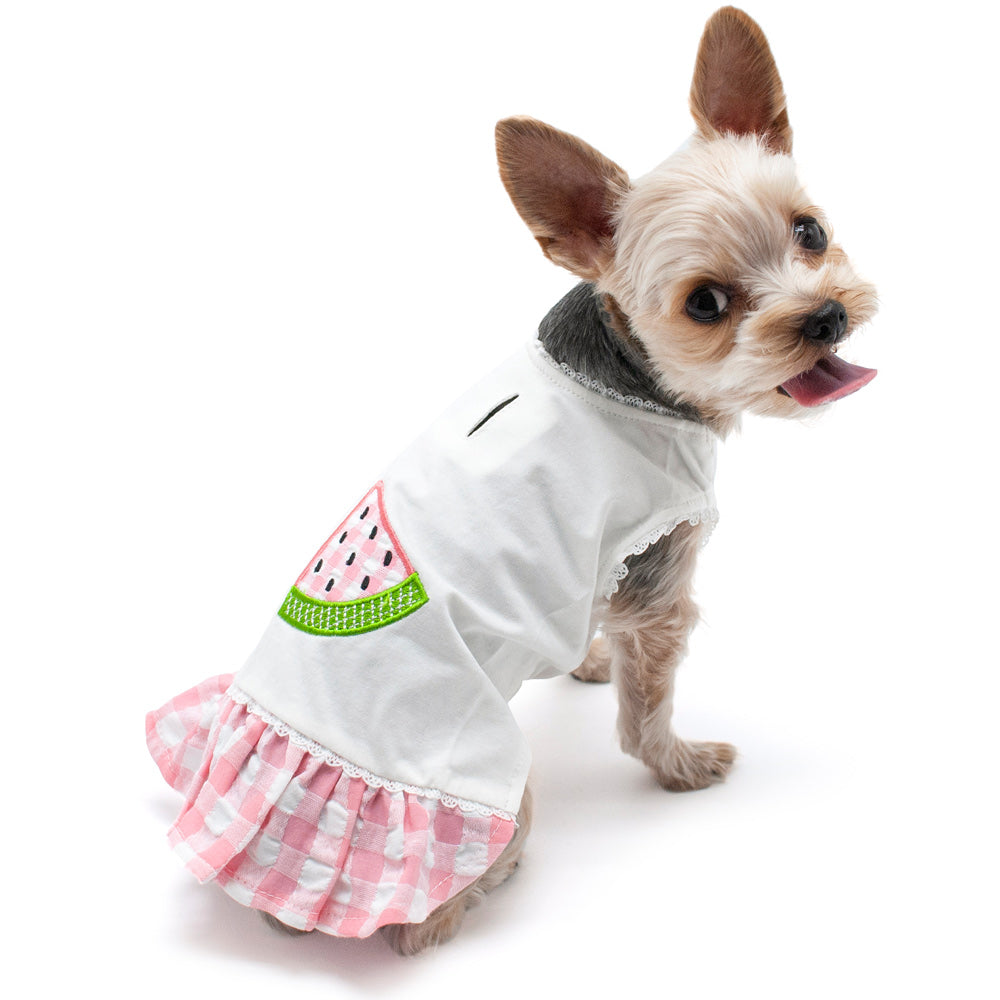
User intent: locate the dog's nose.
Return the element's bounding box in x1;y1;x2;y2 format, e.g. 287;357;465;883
801;300;849;345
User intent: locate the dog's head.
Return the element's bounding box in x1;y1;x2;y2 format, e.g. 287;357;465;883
496;6;877;435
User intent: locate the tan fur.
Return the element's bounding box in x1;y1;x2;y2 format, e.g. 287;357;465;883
600;521;736;790
572;634;612;683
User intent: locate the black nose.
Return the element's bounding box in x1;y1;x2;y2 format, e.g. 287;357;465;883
801;300;848;344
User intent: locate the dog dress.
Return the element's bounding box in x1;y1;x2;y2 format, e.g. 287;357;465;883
146;338;718;937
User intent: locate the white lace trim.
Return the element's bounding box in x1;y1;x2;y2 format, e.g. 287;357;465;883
602;508;720;599
534;341;691;419
227;685;518;822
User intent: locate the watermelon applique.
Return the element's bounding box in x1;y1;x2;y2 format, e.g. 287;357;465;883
277;482;428;637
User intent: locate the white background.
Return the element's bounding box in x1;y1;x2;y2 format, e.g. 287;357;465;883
2;1;997;997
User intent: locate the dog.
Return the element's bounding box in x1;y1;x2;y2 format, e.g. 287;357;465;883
146;6;876;956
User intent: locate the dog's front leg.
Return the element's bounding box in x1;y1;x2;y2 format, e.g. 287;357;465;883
605;520;735;791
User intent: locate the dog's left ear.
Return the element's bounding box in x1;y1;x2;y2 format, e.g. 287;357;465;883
690;7;793;154
495;117;630;281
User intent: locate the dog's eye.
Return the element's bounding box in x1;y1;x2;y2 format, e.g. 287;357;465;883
685;286;729;323
793;217;828;253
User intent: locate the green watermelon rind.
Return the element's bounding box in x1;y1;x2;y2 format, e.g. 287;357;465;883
277;573;429;637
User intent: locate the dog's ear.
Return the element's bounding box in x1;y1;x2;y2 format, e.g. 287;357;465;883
495;117;630;281
690;7;792;154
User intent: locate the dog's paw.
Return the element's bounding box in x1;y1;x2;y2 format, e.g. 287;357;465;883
571;636;612;683
654;739;736;792
260;911;312;936
380;904;466;957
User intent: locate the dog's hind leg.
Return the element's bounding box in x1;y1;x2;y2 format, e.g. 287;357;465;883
572;634;612;683
605;520;736;791
380;783;533;956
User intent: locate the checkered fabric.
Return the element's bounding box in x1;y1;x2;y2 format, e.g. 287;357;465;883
294;483;413;604
146;676;517;937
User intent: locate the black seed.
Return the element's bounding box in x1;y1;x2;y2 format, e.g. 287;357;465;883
314;559;324;573
339;532;347;544
369;525;378;540
346;552;355;566
384;551;392;566
360;506;369;519
361;575;370;590
325;578;335;592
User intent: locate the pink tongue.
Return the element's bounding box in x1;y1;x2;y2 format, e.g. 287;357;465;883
780;355;877;407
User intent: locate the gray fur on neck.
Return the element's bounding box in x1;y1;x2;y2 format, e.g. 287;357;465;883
537;283;702;423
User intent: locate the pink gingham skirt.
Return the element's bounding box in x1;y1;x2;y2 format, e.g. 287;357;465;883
146;675;517;937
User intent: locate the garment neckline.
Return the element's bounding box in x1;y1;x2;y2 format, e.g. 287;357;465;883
529;340;715;434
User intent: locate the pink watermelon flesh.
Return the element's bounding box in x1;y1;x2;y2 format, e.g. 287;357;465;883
780;354;877;407
295;484;413;603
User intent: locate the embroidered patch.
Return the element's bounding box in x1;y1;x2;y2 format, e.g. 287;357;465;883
278;482;428;636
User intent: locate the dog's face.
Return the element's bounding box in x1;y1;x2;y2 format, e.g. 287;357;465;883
609;134;878;429
497;7;877;435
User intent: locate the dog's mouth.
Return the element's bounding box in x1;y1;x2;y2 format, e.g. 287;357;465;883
777;354;877;407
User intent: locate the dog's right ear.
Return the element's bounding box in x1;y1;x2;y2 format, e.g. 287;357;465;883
495;117;630;282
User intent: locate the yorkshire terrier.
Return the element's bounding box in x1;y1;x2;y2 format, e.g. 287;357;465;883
147;6;876;957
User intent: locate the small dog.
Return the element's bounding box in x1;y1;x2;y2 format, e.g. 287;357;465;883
147;6;876;956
